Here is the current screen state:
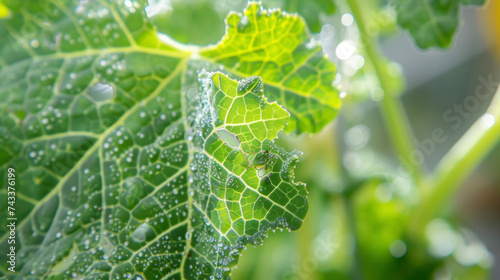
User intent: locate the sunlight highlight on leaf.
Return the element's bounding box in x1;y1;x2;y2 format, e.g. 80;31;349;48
201;3;341;134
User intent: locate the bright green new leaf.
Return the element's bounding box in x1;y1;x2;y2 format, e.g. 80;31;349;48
149;0;336;46
396;0;485;49
262;0;336;33
0;0;331;279
201;4;341;133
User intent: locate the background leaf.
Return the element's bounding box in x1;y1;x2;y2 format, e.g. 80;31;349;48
395;0;486;49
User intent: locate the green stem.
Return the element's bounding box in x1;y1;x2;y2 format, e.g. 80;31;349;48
346;0;424;187
412;84;500;233
343;196;365;280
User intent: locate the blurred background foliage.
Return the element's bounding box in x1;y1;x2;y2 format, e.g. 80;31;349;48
148;0;500;279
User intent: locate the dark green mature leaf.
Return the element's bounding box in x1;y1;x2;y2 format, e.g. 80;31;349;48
0;1;337;279
395;0;485;49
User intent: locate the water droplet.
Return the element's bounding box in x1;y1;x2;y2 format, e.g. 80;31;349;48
349;54;365;70
87;83;114;102
480;113;495;129
390;240;407;258
30;39;39;48
237;15;249;31
341;13;354;26
131;223;152;242
336;40;356;61
371;87;384;102
344;124;370;149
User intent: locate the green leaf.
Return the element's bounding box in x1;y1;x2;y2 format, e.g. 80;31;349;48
0;1;329;279
149;0;232;46
262;0;336;33
149;0;336;47
200;4;341;133
395;0;486;49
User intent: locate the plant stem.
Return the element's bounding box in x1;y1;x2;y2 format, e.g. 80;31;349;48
343;196;365;280
345;0;424;187
412;84;500;233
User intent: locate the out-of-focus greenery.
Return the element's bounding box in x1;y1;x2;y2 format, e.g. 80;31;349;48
231;124;493;279
230;0;494;279
395;0;486;49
